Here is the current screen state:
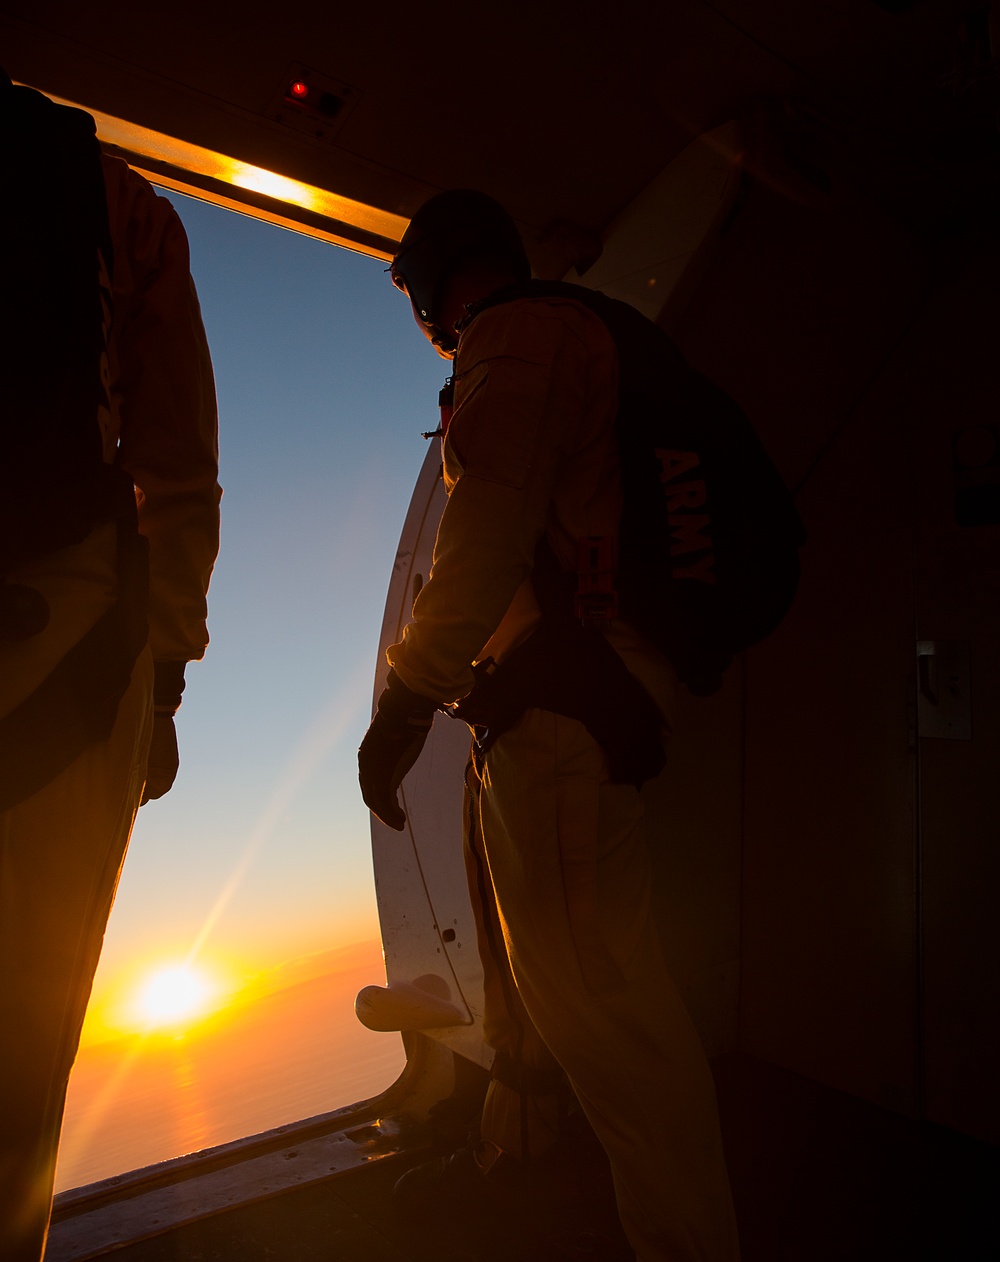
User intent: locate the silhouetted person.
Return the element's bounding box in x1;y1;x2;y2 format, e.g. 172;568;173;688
359;190;739;1261
0;75;220;1260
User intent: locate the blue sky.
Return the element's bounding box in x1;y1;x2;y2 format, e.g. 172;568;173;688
90;191;445;1018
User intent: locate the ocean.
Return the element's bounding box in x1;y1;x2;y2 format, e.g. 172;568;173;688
55;940;406;1192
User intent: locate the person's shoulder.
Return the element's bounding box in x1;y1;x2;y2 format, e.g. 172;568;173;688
464;290;614;359
101;154;188;268
101;153;161;208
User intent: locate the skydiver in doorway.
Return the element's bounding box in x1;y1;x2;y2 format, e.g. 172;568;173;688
359;190;739;1261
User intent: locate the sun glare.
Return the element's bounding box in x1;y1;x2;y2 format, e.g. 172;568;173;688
135;965;216;1031
230;163;321;210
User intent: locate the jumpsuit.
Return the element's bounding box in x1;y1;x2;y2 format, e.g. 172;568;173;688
0;153;220;1261
387;296;739;1261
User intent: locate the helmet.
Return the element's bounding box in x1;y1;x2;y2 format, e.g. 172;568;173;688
390;189;530;354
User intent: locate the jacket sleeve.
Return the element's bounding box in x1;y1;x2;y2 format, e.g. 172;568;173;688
386;300;603;702
110;163;221;667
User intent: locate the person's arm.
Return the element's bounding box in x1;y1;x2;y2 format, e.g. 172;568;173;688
111;164;221;798
387;300;598;703
360;300;610;830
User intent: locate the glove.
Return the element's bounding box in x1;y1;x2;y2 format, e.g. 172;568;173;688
142;661;185;805
359;669;438;831
141;713;179;804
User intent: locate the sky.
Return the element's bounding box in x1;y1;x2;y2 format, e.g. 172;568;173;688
80;190;446;1040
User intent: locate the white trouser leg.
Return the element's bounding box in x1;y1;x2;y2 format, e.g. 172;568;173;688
477;709;740;1262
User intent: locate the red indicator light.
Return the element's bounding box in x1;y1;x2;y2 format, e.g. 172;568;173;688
288;80;309;99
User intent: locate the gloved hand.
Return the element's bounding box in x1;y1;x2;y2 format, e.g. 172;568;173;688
141;712;179;804
359;669;438;831
142;661;185;805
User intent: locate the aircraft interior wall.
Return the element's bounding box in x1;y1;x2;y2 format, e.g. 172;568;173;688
641;664;745;1061
651;145;999;1145
906;237;1000;1145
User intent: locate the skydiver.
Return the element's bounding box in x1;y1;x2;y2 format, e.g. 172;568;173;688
359;189;739;1261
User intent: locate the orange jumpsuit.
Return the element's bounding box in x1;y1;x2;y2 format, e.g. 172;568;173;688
0;155;220;1260
388;296;739;1261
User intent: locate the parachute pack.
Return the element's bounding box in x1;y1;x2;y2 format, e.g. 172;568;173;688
468;279;806;698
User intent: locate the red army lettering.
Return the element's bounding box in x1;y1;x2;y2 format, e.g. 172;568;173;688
673;553;717;584
655;448;700;483
665;479;706;512
668;514;717;584
669;513;712;556
656;449;717;585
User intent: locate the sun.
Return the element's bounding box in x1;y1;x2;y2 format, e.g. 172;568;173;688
135;964;216;1030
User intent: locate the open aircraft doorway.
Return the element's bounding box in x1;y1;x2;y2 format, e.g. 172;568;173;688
52;191;444;1193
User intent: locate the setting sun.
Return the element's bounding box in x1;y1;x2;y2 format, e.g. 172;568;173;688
135;965;217;1030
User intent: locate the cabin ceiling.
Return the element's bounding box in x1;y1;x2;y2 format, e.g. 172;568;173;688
1;1;993;261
